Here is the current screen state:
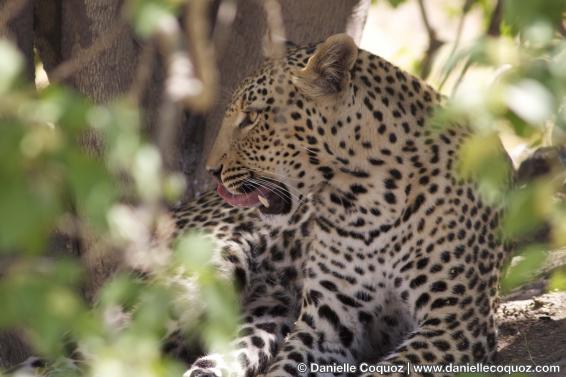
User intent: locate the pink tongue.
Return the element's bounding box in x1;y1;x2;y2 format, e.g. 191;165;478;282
217;184;261;207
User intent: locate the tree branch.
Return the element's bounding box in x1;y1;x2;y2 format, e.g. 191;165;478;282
438;0;474;92
128;41;156;105
487;0;504;37
417;0;444;80
440;0;504;93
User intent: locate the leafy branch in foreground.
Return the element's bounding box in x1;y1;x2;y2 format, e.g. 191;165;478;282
0;0;238;375
431;0;566;292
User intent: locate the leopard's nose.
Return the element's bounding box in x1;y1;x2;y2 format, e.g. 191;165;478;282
207;164;223;180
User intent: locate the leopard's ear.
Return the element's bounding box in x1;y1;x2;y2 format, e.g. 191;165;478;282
293;33;358;98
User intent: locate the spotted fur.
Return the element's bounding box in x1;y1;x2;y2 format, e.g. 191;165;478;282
180;34;511;377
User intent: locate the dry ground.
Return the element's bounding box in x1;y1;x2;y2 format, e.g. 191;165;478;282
497;283;566;376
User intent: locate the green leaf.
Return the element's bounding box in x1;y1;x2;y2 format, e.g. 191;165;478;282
131;285;172;336
386;0;408;8
503;0;566;34
505;79;554;125
130;1;177;38
0;260;87;357
133;145;163;201
201;278;239;352
548;269;566;292
504;110;537;138
99;274;144;310
64;150;117;229
163;173;186;203
458;133;512;203
174;233;214;272
0;179;61;253
502;245;547;293
502;181;554;238
0;40;23;93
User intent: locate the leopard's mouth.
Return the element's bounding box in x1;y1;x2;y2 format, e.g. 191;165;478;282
216;179;292;215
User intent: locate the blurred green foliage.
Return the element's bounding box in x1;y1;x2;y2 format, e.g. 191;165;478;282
430;0;566;293
128;0;187;37
0;2;238;376
501;245;548;293
548;268;566;291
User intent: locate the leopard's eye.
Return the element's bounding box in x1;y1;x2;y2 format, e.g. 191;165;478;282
238;110;260;129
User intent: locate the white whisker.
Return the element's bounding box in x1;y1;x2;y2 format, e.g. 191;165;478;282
248;179;300;203
245;165;304;183
251;176;303;202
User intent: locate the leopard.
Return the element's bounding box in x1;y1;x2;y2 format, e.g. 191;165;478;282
177;33;511;377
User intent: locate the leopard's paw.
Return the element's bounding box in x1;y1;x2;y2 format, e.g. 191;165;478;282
184;356;231;377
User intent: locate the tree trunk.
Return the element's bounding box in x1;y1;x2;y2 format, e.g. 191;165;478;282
36;0;138;101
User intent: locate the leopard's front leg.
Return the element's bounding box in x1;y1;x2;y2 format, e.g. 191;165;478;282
261;295;361;377
262;244;367;377
185;278;299;377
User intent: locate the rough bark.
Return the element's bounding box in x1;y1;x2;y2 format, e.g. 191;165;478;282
183;0;371;198
41;1;137;101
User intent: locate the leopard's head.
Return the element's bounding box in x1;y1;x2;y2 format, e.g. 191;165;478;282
207;34;360;216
